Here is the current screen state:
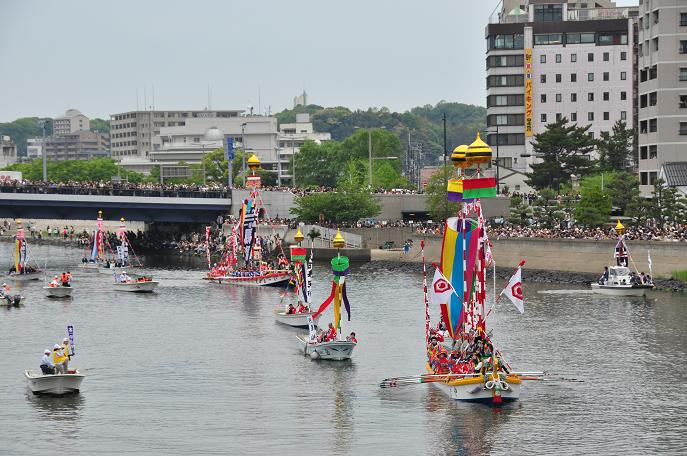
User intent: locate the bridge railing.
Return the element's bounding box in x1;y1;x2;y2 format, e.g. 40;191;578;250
0;184;230;199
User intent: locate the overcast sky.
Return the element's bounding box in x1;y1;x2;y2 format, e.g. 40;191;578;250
0;0;637;121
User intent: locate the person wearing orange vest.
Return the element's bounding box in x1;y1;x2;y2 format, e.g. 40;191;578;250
60;272;70;287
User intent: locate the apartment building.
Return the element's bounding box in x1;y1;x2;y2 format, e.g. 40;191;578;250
53;109;90;136
486;0;636;192
637;0;687;196
109;109;242;162
43;131;109;161
0;136;18;168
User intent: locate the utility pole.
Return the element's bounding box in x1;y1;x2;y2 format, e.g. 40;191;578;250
368;129;373;188
39;119;47;181
241;122;247;187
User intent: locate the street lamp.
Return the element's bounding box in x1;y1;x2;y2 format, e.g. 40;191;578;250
485;124;501;194
38;119;48;181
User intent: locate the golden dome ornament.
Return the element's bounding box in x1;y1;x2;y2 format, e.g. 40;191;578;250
466;132;492;166
451;145;469;169
332;229;346;249
247;154;261;171
294;227;305;244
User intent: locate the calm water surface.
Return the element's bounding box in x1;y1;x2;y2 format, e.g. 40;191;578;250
1;243;686;455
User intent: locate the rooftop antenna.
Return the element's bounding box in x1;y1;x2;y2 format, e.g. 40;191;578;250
136;89;139;111
207;84;212;110
143;86;147;112
258;85;261;117
152;84;155;110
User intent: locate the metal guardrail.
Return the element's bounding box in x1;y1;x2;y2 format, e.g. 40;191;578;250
0;185;230;199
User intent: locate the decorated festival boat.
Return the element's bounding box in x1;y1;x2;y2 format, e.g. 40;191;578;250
380;134;542;404
274;228;319;328
8;220;42;281
204;155;290;287
297;230;357;361
591;220;654;297
99;217;144;274
26;326;83;395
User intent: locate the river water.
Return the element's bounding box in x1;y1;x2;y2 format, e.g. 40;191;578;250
1;242;686;455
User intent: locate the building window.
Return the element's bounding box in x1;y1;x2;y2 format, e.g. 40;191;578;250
588;92;594;102
556;93;562;102
681;41;687;54
649;172;657;185
603;72;609;81
541;94;547;103
603;92;609;101
556;113;562;121
571;53;577;63
487;94;525;107
571;73;577;82
541;114;547;123
640;146;647;160
653;37;659;52
649;145;657;159
649;118;657;133
487;75;525;87
640;94;648;108
588;73;594;81
680;68;687;81
603;52;609;62
534;4;563;22
490;34;525;50
486;133;525;146
621;72;627;81
649;92;657;106
640;68;647;82
621;91;627;101
588;53;594;62
534;34;563;45
487;114;525;126
555;54;561;63
571;112;577;121
541;74;547;83
680;122;687;135
680;95;687;109
603;112;610;121
541;54;547;63
640;120;648;134
486;55;525;68
681;13;687;26
571;93;577;102
650;65;657;80
620;111;626;121
556;74;562;83
621;51;627;61
640;172;648;185
588;132;594;139
567;33;595;44
588;112;594;121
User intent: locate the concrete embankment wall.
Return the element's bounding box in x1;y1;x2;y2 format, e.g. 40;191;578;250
376;236;687;278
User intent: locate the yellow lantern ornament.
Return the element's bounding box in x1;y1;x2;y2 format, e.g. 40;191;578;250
466;132;492;166
247;154;261;171
615;219;625;234
294;227;305;244
451;145;469;169
332;229;346;249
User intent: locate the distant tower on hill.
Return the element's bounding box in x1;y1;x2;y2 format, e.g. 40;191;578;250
293;90;307;108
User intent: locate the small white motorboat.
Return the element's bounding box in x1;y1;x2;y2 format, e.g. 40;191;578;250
78;262;101;271
0;293;25;307
112;280;159;293
274;309;320;328
591;266;654;297
8;271;42;282
44;286;73;298
296;334;356;361
25;370;84;395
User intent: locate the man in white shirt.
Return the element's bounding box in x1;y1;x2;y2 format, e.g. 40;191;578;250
40;349;55;375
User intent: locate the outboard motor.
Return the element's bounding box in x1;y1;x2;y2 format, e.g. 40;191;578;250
12;295;21;306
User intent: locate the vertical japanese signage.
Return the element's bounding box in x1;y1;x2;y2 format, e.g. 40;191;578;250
525;48;533;137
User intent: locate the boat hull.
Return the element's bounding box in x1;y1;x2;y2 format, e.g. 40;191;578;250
274;310;320;328
44;286;73;298
7;272;41;282
0;295;25;307
591;283;651;297
426;366;521;404
112;281;159;293
206;272;291;287
296;335;356;360
25;370;84;395
78;263;102;271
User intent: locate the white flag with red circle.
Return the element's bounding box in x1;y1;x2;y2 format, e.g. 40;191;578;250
429;269;454;308
501;262;525;313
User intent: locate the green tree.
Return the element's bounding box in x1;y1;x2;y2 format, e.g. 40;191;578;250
604;171;640;215
425;165;459;221
531;188;565;228
293;140;343;187
509;195;533;226
526;117;598;191
652;179;687;226
2;158;144;182
598;120;633;171
0;117;50;156
575;177;612;227
90;118;110;133
291;190;380;223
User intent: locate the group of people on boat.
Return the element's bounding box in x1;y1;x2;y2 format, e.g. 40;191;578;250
48;272;72;288
285;302;310;314
598;266;653;286
8;265;38;274
0;282;21;306
312;323;357;344
115;272;152;284
427;325;508;377
39;338;72;375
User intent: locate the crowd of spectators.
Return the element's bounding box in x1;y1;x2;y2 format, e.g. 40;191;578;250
488;223;687;242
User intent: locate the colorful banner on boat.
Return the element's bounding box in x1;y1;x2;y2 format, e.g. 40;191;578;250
241;200;258;263
439;217;478;338
447;178;463;202
462;177;497;199
312;256;351;330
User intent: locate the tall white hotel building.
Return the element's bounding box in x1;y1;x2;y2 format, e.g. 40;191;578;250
485;0;637;192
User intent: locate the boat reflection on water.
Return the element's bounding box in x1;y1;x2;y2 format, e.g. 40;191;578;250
320;361;355;455
423;387;517;456
26;391;84;439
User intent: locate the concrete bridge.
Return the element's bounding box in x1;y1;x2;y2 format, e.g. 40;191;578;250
0;191;230;223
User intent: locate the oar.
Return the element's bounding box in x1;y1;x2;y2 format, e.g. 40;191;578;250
380;373;479;388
